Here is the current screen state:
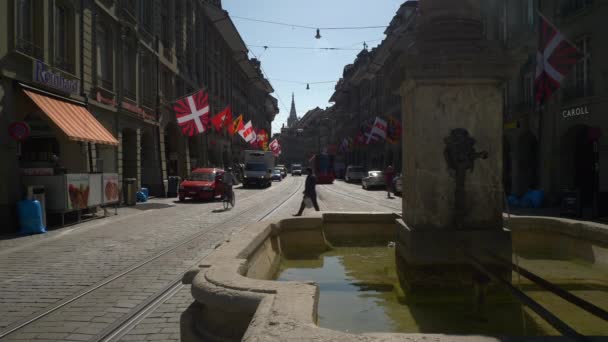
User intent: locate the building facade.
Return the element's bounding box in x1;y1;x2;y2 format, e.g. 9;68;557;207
0;0;277;232
501;0;607;218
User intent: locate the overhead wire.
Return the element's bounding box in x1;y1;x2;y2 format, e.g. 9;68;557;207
247;44;360;51
231;15;387;31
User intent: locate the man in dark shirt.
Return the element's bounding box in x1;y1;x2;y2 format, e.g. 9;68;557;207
294;167;320;216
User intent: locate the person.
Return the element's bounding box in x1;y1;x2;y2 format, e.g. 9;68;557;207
222;167;238;203
385;165;395;199
294;167;320;216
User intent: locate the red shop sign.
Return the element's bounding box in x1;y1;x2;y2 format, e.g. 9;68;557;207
8;121;31;141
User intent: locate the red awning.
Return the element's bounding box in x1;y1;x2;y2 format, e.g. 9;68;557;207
23;89;119;146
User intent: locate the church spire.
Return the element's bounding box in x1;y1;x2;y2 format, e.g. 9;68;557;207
287;92;298;127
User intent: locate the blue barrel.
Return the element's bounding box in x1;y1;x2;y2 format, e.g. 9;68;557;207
17;200;46;234
136;191;148;203
140;187;149;198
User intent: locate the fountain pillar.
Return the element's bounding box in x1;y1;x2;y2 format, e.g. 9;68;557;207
395;0;523;290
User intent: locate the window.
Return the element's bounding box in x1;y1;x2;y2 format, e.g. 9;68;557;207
141;53;155;108
561;0;593;16
122;41;137;99
574;36;591;96
54;3;75;73
161;69;173;101
525;0;535;27
15;0;43;58
140;0;153;32
523;73;534;106
96;23;114;89
124;0;136;18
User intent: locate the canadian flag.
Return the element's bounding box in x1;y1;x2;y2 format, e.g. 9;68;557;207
174;90;209;136
535;14;583;104
366;117;388;144
239;120;256;143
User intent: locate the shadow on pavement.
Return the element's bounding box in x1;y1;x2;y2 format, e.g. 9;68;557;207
132;203;175;211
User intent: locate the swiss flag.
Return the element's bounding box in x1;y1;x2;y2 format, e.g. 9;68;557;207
174;90;209;136
535;15;583;104
211;106;232;132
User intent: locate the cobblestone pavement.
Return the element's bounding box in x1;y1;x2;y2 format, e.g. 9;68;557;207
0;176;401;341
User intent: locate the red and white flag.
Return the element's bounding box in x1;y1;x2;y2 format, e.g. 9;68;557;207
211;106;232;132
269;139;281;156
174;90;209;136
239;120;256;143
366;117;388;144
535;14;583;104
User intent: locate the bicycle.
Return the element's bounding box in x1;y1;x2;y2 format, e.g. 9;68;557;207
222;188;235;210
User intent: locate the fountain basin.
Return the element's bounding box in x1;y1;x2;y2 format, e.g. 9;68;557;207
181;213;608;341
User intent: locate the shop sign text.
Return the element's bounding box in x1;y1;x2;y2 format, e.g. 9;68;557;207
121;101;156;122
562;106;590;119
33;60;79;94
96;91;117;107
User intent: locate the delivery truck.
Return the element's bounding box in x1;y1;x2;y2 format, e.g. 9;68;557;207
242;150;275;188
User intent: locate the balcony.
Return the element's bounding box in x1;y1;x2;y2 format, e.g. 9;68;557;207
15;38;43;60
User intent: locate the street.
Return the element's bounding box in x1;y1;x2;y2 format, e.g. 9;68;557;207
0;177;400;342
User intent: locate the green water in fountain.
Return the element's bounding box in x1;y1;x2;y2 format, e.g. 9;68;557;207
276;246;608;336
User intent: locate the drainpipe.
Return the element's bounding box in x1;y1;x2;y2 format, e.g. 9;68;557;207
80;0;92;172
155;36;166;196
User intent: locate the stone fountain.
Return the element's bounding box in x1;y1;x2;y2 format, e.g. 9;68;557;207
394;0;522;292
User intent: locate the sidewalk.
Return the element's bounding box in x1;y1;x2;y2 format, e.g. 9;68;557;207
0;197;178;253
506;206;608;226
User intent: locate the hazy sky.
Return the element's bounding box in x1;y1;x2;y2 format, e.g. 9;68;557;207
222;0;405;134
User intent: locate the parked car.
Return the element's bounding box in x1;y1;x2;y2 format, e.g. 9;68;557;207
393;174;403;196
178;168;225;201
345;166;366;183
362;171;385;190
291;164;303;176
271;168;283;181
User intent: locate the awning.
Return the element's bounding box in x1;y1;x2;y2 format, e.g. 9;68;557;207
23;89;119;146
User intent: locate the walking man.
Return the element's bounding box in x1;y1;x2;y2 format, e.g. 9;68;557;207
294;167;320;216
385;165;395;199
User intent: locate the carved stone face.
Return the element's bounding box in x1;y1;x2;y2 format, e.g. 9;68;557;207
444;128;477;171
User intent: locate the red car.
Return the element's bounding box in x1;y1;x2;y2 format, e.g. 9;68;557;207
178;168;225;201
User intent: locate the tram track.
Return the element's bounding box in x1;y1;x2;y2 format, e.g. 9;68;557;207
0;177;304;341
319;183;402;212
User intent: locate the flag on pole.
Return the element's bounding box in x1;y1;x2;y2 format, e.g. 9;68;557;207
257;129;268;149
231;114;244;136
269;139;281;156
239;120;256;143
211;106;232;132
366;117;388;144
386;117;402;144
174;90;209;136
535;14;584;104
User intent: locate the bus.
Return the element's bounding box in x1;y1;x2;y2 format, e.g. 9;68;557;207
309;154;335;184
